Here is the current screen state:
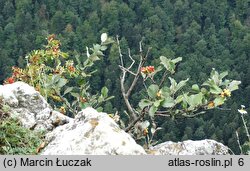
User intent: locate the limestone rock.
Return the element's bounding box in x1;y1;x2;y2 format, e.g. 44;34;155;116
41;107;146;155
0;82;72;130
149;139;229;155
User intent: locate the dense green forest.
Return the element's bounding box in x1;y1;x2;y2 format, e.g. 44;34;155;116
0;0;249;154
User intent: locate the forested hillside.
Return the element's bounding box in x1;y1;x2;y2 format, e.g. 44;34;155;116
0;0;249;154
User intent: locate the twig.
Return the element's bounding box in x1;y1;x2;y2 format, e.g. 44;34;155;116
159;70;168;88
116;35;124;67
240;114;250;142
127;48;135;70
181;111;206;118
118;65;136;75
155;113;171;117
235;131;243;154
215;107;231;111
126;47;150;98
154;110;206;119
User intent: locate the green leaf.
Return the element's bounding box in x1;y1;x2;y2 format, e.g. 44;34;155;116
57;78;67;88
202;80;212;87
80;102;90;109
93;44;101;50
147;84;159;98
72;100;78;107
70;92;80;98
75;54;81;65
100;46;108;51
95;50;104;56
104;96;115;101
139;99;152;109
211;69;220;85
101;87;108;98
210;85;222;94
52;74;60;83
201;88;208;94
171;57;182;64
192;84;200;91
214;97;225;107
160;56;175;74
98;95;104;103
84;59;94;67
160;86;170;97
219;71;228;79
184;93;203;107
161;97;175;108
169;77;177;94
192;93;203;106
89;54;100;61
182;101;188;109
60;52;69;58
63;87;74;96
175;95;184;104
101;38;115;45
154;100;163;107
227;80;241;91
149;105;157;117
176;78;189;92
62;97;71;107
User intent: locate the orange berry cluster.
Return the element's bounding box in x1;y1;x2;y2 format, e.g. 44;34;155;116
140;66;155;74
3;66;23;84
143;128;149;136
4;77;15;84
67;65;76;72
220;89;231;98
207;101;215;108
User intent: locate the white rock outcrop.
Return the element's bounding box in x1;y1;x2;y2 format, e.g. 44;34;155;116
0;82;71;130
41;107;146;155
149;139;229;155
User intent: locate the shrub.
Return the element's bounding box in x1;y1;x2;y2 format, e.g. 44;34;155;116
4;33;114;116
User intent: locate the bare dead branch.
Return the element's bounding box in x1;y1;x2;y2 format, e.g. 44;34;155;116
116;35;124;67
240;114;250;142
120;68;137;120
117;36;151;121
236;131;243;154
155;113;171;117
127;48;135;70
139;40;143;53
181;111;206;118
117;36;138;120
119;65;136;75
155;110;206;118
215;107;231;111
126;47;151;98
